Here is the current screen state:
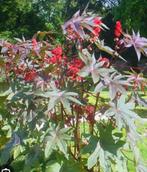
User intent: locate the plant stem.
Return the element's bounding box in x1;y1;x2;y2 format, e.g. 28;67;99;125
74;111;81;159
60;102;64;126
89;93;100;135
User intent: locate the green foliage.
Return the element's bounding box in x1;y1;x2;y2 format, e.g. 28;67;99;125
0;0;46;39
35;89;82;113
79;50;112;84
87;124;126;171
0;7;147;172
45;125;70;159
0;0;114;40
113;0;147;36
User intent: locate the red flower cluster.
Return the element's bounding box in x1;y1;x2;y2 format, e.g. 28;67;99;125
50;46;63;63
45;46;63;64
52;46;62;56
92;17;102;37
24;69;37;82
67;58;84;81
114;21;122;38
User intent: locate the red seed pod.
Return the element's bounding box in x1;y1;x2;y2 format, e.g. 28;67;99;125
114;20;122;38
93;17;102;26
92;17;102;37
24;69;37;82
98;57;110;68
85;105;95;123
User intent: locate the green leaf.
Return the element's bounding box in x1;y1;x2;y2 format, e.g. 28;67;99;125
24;146;40;168
0;133;18;165
0;87;12;97
94;81;105;93
45;136;56;158
81;135;99;154
115;153;128;172
91;68;100;84
13;145;24;159
0;148;10;166
46;161;61;172
107;73;129;100
136;163;147;172
88;142;100;169
61;98;71;113
48;97;59;111
87;124;125;170
61;159;86;172
45;126;70;159
78;66;90;77
67;96;83;105
99;124;125;154
36;89;82;112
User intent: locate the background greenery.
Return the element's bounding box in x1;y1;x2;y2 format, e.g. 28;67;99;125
0;0;147;40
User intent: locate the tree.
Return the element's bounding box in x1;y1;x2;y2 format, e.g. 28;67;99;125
0;0;116;39
0;0;47;39
113;0;147;36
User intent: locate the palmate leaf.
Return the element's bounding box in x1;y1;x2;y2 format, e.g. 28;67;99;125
88;142;124;172
62;11;106;40
81;135;99;155
48;97;60;111
87;124;125;171
46;158;87;172
66;96;82;105
45;125;70;159
99;124;125;155
124;31;147;61
115;152;128;172
87;142;101;169
94;81;105;93
46;161;61;172
78;50;112;84
133;93;147;108
88;142;112;172
104;95;145;140
105;92;146;167
104;73;129;100
23;145;41;171
0;133;20;165
136;163;147;172
94;72;129;97
60;98;71;113
79;49;96;65
35;89;82;113
98;148;111;172
127;129;147;172
60;158;87;172
50;91;82;113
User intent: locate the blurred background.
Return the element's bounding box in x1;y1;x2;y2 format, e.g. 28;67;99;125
0;0;147;40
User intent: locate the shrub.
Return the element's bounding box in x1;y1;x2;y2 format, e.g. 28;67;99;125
0;10;147;172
